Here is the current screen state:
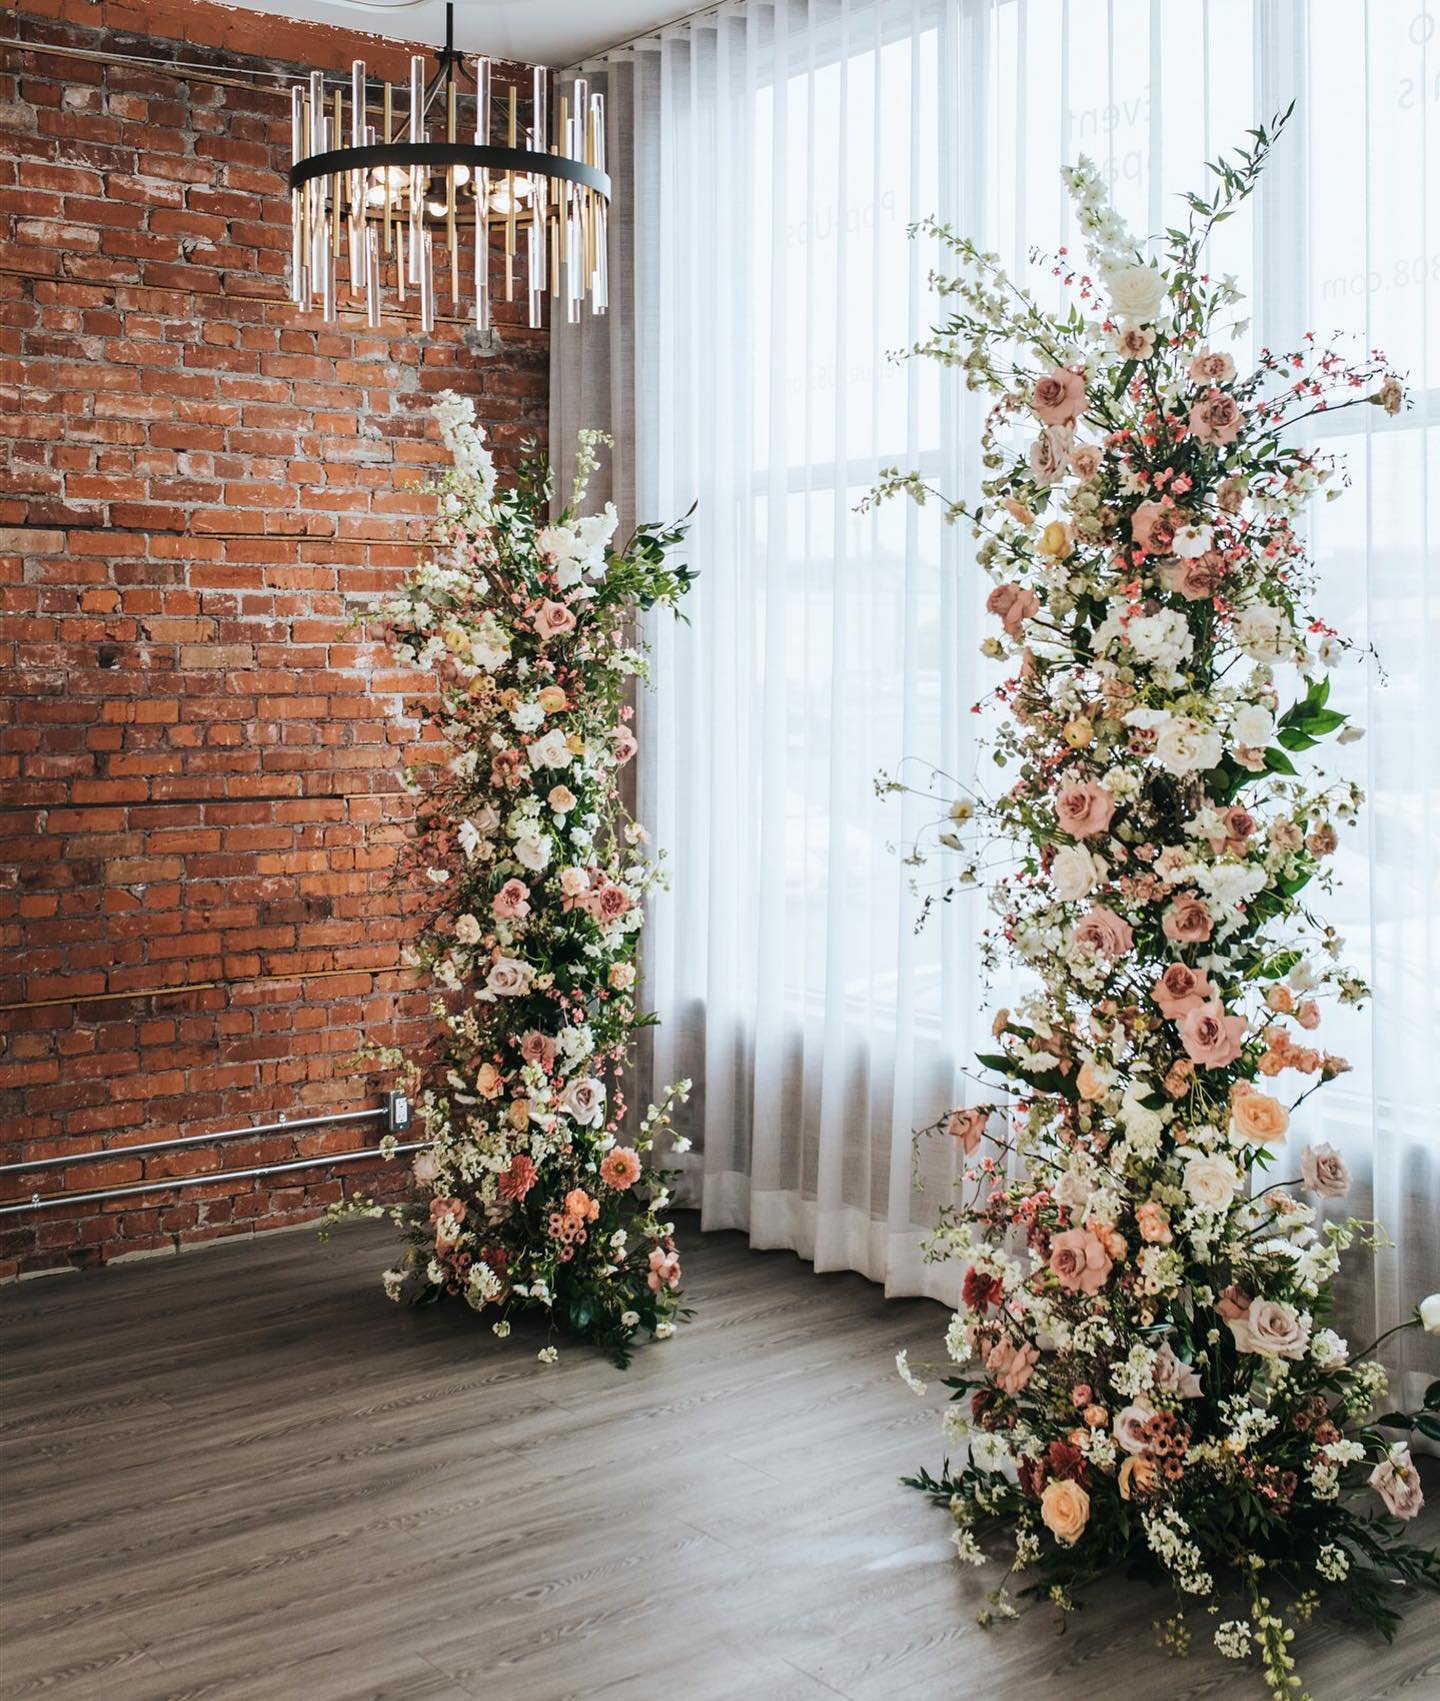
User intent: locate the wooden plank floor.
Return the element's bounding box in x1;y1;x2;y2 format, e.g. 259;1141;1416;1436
2;1217;1436;1701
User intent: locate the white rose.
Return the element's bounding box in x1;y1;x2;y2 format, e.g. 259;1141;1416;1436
1234;603;1290;662
1052;844;1103;902
1419;1293;1440;1334
1154;717;1222;777
1184;1150;1240;1210
453;913;482;945
1104;262;1167;321
527;728;572;771
1231;703;1274;749
514;833;551;872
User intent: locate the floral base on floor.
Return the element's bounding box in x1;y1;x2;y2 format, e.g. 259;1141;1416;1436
875;112;1439;1698
338;396;694;1366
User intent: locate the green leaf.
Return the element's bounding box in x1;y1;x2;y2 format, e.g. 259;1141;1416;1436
1264;747;1299;775
1277;727;1319;752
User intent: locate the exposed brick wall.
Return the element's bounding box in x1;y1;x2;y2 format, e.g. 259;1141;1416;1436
0;4;550;1275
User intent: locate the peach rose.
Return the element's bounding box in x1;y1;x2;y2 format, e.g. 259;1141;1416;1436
476;1062;504;1099
1230;1091;1289;1146
1189;391;1243;445
946;1107;989;1155
1055;781;1116;838
537;684;568;712
1136;1201;1172;1244
1049;1226;1113;1295
1040;1478;1090;1545
536;599;578;636
1032;366;1087;426
1215;1284;1251;1322
986;582;1040;640
1153;962;1213;1020
1130;498;1181;556
1162;894;1213;944
1118;1455;1157;1501
1178;999;1247;1069
985;1335;1040;1396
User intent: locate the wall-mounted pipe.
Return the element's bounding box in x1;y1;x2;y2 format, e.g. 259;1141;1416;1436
0;1142;427;1217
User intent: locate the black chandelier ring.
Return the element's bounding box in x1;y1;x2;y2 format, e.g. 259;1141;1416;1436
288;144;611;200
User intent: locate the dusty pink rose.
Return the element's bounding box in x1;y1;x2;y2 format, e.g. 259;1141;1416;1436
519;1029;558;1070
1189;391;1244;445
986;582;1040;640
1162;894;1213;944
1300;1141;1351;1199
1129;498;1181;556
1215;1284;1251;1322
492;877;531;920
1070;905;1134;958
985;1335;1040;1396
1159;552;1227;602
1153;962;1214;1019
1031;366;1086;426
599;1146;642;1190
1178;999;1248;1069
611;727;639;765
1055;781;1116;839
1049;1226;1113;1295
1113;1402;1154;1455
536;598;578;636
594;883;633;923
1370;1445;1425;1520
946;1107;989;1154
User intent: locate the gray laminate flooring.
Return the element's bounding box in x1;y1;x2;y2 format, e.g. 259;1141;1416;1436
2;1216;1436;1700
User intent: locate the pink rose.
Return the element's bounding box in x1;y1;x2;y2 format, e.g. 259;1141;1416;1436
986;582;1040;640
1129;499;1181;556
1158;551;1227;602
519;1029;558;1070
1055;781;1116;839
1069;905;1134;958
1178;999;1248;1069
1162;894;1213;944
1153;962;1213;1020
1049;1226;1113;1295
1300;1142;1351;1199
1031;367;1086;427
946;1107;989;1155
612;727;638;765
1370;1445;1425;1520
1113;1402;1154;1456
492;878;531;920
1188;391;1243;445
536;599;578;636
985;1335;1040;1396
595;883;633;923
1215;1284;1251;1322
1188;348;1235;383
1069;442;1103;479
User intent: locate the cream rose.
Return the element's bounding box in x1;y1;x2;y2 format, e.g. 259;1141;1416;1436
486;956;535;998
1184;1149;1240;1210
1051;844;1103;902
1105;262;1166;321
1039;1478;1091;1546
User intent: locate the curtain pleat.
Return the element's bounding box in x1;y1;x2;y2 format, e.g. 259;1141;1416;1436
553;1;1439;1366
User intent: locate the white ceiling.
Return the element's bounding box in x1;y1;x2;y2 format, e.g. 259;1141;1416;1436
217;0;695;67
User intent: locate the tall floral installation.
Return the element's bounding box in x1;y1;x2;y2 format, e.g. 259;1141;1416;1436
873;114;1440;1696
344;393;694;1367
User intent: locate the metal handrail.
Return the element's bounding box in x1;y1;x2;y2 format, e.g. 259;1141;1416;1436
0;1107;388;1176
0;1142;427;1216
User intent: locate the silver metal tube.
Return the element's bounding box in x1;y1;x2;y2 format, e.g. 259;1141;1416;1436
0;1142;428;1217
0;1107;386;1176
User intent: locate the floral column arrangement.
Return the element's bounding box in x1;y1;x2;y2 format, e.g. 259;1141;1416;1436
875;114;1439;1696
354;393;694;1366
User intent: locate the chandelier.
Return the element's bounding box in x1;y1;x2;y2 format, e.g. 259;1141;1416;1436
286;4;608;333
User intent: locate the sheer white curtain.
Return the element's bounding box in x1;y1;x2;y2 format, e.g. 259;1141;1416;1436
554;0;1438;1380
